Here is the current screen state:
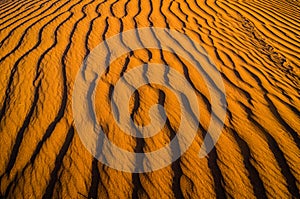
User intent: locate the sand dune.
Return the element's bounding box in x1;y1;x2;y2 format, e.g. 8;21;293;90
0;0;299;198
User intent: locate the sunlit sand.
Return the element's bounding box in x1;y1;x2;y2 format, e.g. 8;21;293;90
0;0;299;198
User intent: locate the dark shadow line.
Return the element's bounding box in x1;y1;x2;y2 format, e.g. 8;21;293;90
42;126;75;199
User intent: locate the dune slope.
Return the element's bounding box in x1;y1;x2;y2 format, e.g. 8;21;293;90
0;0;299;198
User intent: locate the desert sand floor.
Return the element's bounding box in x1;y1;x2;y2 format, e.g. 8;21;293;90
0;0;300;198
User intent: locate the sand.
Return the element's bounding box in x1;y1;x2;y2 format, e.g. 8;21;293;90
0;0;299;198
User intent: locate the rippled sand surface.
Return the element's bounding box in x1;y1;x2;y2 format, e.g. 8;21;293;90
0;0;300;198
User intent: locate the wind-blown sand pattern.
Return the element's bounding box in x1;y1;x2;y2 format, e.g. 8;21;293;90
0;0;300;198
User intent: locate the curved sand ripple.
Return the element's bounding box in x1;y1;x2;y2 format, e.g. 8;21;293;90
0;0;299;198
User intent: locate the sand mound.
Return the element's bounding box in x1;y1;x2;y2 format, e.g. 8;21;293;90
0;0;299;198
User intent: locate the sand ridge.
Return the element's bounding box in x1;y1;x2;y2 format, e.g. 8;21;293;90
0;0;299;198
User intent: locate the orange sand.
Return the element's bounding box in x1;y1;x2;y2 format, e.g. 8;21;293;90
0;0;299;198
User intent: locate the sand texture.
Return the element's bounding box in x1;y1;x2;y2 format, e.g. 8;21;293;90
0;0;300;198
